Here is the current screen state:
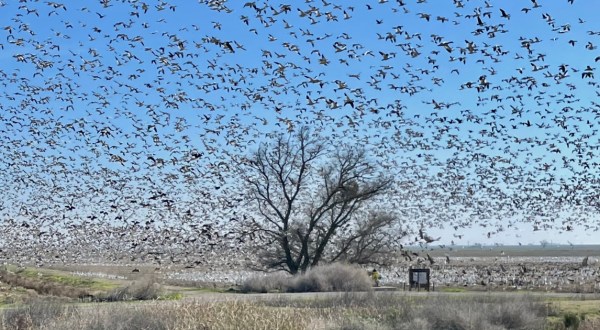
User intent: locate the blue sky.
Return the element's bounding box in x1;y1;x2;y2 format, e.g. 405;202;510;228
1;0;599;247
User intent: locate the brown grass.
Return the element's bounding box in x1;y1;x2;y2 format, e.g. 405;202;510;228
1;293;553;330
0;292;569;330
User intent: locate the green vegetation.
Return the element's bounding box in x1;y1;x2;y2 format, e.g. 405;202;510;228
0;267;166;304
5;267;117;292
545;299;600;330
160;292;183;300
551;300;600;317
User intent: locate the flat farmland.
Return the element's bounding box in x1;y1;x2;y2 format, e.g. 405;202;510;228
2;245;599;292
426;244;600;258
379;245;600;293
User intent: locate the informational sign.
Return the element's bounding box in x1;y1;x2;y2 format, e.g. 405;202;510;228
408;268;430;291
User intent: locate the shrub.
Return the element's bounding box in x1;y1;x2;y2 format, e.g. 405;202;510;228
311;263;374;292
240;272;290;293
563;312;580;329
96;276;162;302
242;263;372;293
287;270;329;292
128;277;162;300
286;263;373;293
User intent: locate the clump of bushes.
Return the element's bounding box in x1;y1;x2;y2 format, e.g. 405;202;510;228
241;263;373;293
287;263;373;292
95;276;162;302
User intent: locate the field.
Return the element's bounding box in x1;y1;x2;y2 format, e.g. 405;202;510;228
1;245;599;329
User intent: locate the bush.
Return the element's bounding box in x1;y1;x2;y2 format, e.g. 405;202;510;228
563;312;580;329
241;263;372;293
240;272;289;293
287;263;372;293
96;276;162;302
311;263;374;292
287;270;329;292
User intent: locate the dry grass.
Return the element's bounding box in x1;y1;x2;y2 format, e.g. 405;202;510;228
1;298;76;330
260;292;548;329
1;300;320;330
419;295;546;330
1;292;553;330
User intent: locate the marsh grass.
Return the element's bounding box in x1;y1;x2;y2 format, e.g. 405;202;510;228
419;295;547;330
1;298;76;330
2;291;595;330
260;292;548;329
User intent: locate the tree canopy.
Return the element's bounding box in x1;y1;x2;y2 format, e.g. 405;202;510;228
240;127;405;274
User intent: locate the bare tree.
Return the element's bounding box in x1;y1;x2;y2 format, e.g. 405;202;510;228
240;127;404;274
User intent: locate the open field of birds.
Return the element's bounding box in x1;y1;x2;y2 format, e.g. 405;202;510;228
2;245;599;294
1;259;600;330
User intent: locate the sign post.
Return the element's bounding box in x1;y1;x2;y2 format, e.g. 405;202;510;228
408;268;431;291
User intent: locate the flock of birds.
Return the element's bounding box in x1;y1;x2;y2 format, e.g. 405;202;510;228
397;255;600;292
0;0;599;269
